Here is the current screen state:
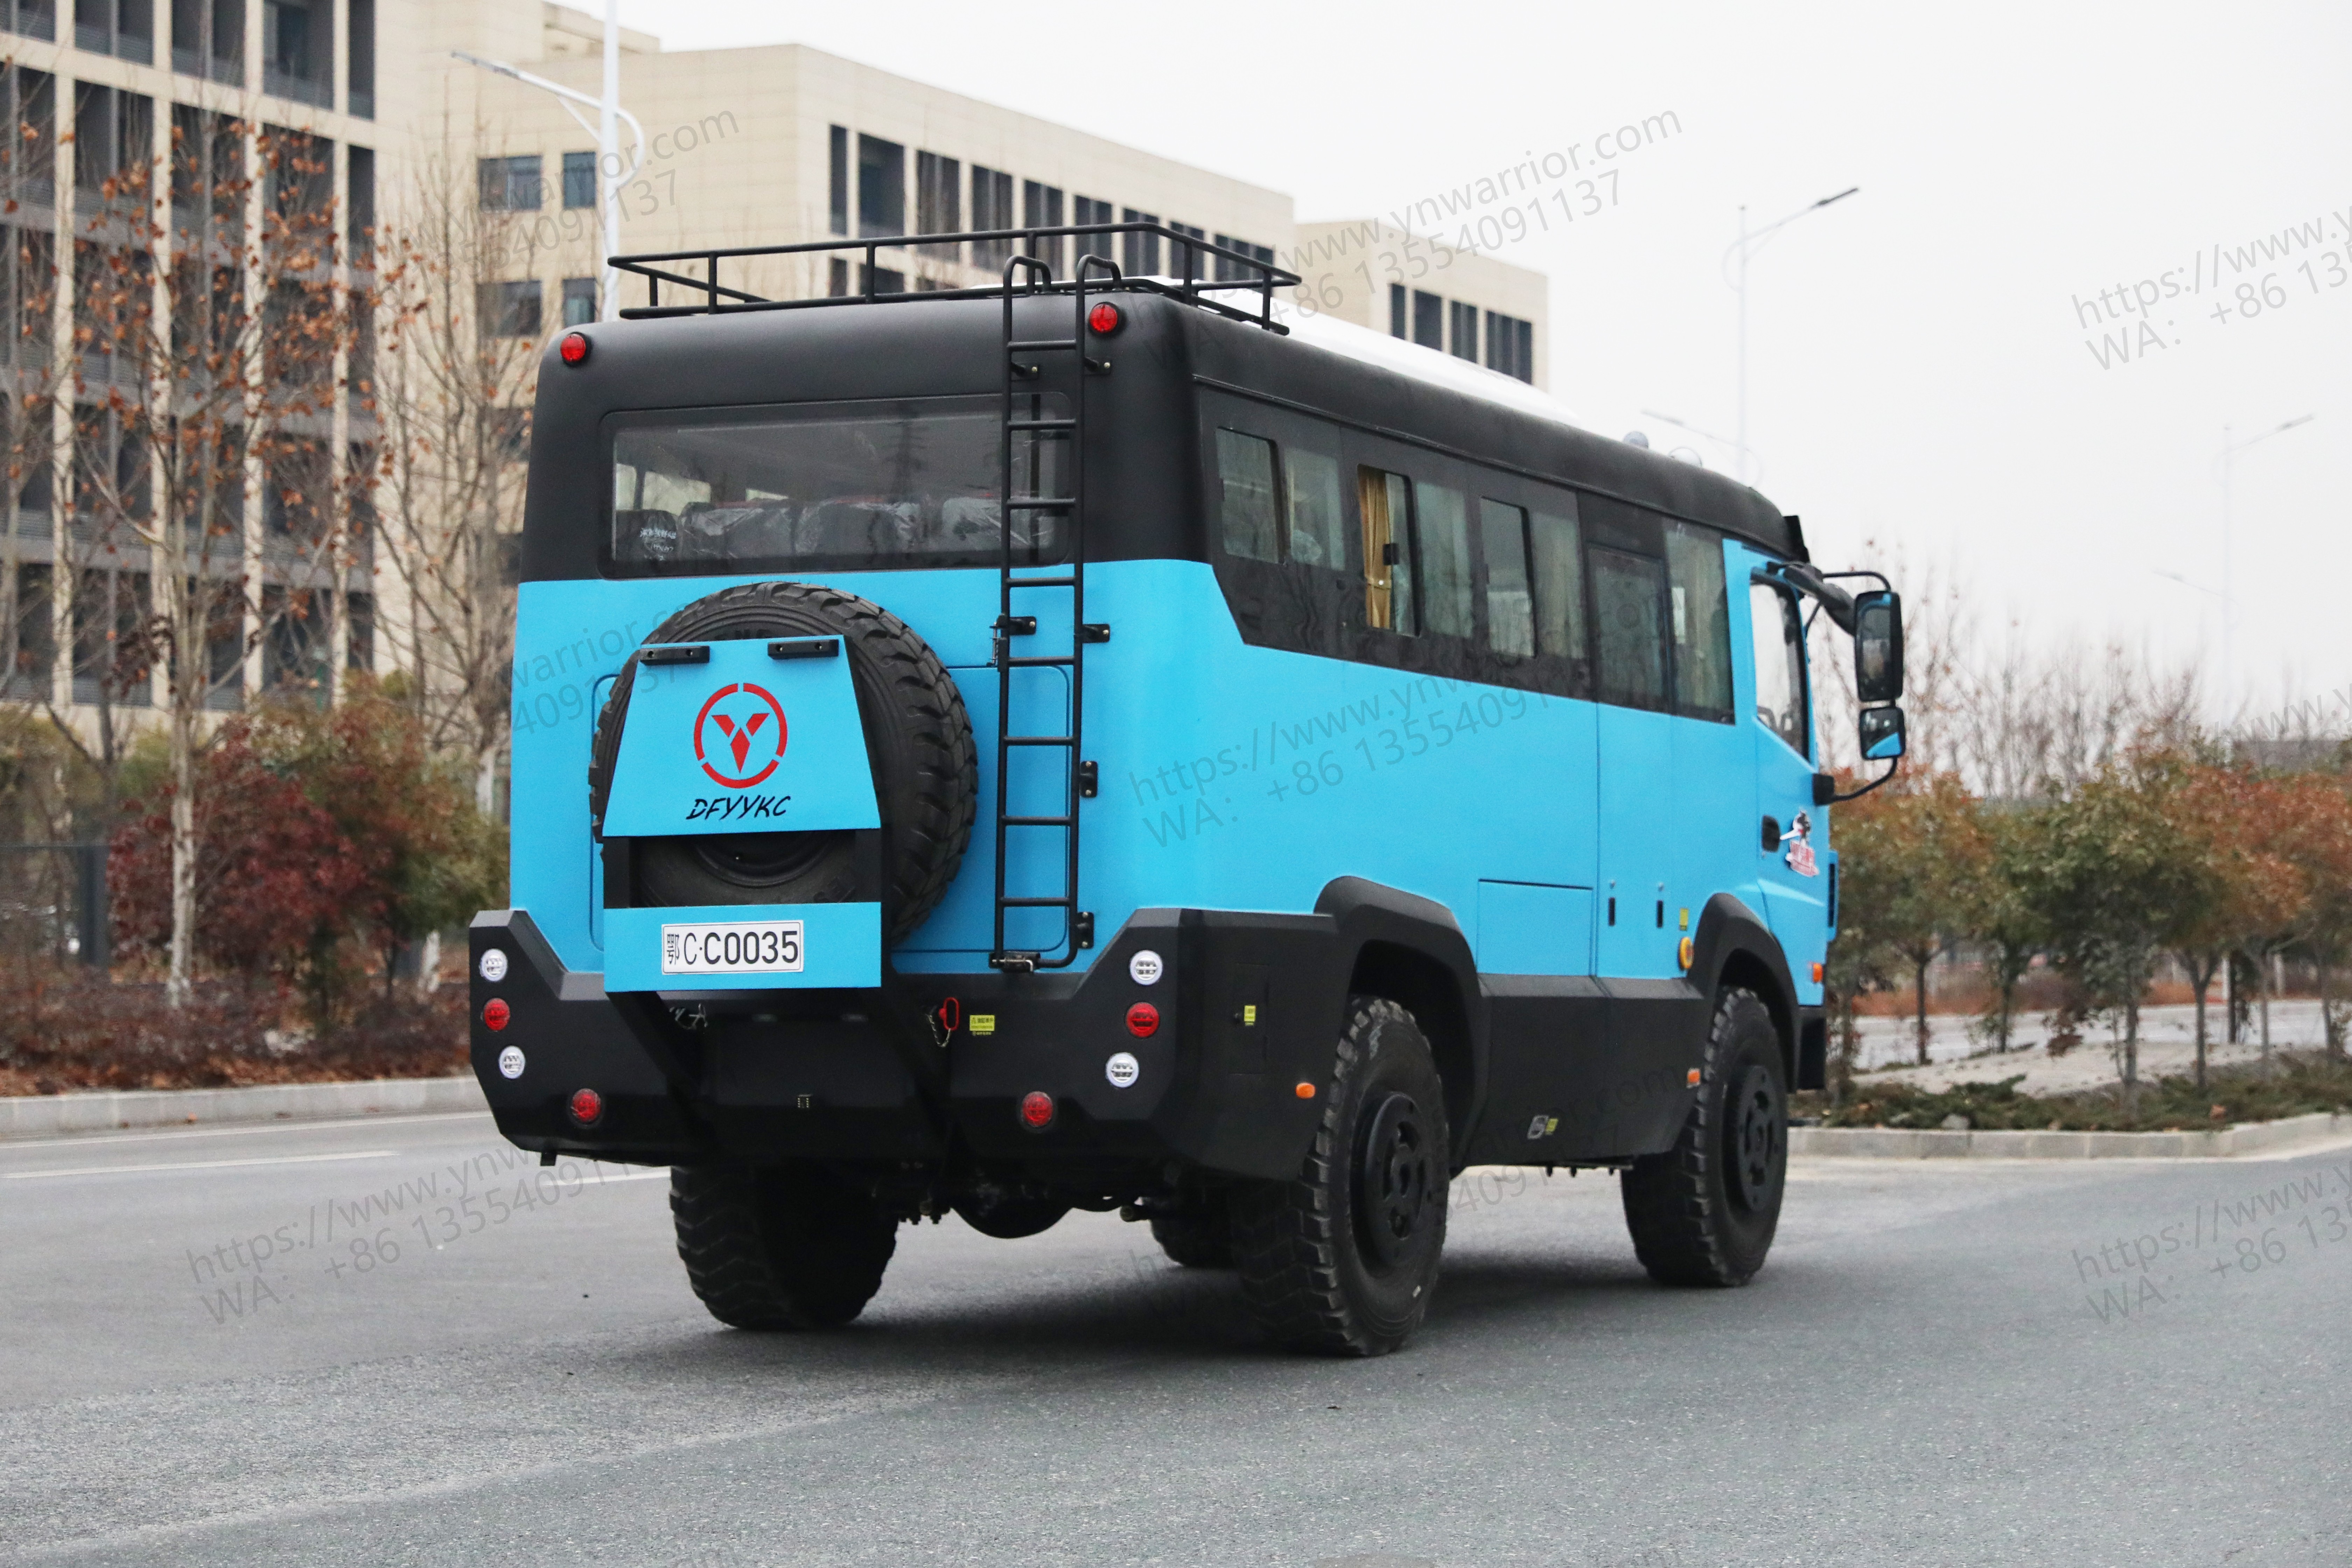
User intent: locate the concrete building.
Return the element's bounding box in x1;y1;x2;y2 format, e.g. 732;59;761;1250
0;0;1549;738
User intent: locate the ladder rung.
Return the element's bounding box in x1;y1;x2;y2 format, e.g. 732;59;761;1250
1007;498;1073;510
1001;896;1075;908
1001;815;1074;827
1009;338;1079;351
1004;656;1073;668
1007;419;1076;431
1006;575;1076;588
1005;735;1075;746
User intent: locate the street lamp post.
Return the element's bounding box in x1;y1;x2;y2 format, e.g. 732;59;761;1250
1726;187;1858;486
2217;414;2314;724
453;0;644;323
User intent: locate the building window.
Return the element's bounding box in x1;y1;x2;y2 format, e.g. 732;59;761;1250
1448;300;1478;362
478;279;542;338
1121;209;1158;277
73;83;152;196
71;568;153;708
915;150;958;235
4;562;54;701
261;0;330;107
1485;310;1534;383
1212;234;1273;282
856;133;903;237
561;276;595;327
75;0;154;62
345;0;373;115
1390;283;1406;338
1022;180;1063;273
1411;289;1443;350
347;144;374;257
170;0;243;83
971;166;1013;266
5;0;57;42
561;150;595;209
477;155;542;212
1169;221;1204;280
827;124;847;236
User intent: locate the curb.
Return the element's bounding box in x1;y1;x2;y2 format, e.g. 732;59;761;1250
0;1075;488;1140
1791;1110;2351;1160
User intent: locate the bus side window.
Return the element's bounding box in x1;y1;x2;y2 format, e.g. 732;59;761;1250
1750;581;1809;756
1413;479;1474;638
1215;429;1281;563
1286;444;1348;569
1665;521;1733;721
1590;546;1668;709
1359;468;1415;635
1530;498;1586;674
1479;498;1533;657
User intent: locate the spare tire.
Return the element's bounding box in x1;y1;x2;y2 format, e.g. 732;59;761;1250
589;581;977;941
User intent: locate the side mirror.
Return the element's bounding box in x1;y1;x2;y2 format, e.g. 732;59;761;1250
1859;704;1906;761
1853;589;1903;705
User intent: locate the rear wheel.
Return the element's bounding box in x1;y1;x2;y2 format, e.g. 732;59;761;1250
1230;996;1449;1355
1149;1200;1234;1269
671;1163;898;1329
1620;986;1787;1287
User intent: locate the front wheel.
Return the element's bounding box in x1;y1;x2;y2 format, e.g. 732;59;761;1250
1620;986;1787;1286
1230;996;1449;1355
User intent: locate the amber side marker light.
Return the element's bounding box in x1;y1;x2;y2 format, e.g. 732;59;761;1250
569;1087;603;1125
1294;1082;1316;1100
1677;936;1695;970
482;998;511;1031
559;331;591;366
1812;961;1825;983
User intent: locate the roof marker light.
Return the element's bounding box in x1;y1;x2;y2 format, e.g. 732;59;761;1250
1087;302;1122;335
559;331;591;366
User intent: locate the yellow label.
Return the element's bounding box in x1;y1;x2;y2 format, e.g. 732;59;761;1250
1242;1004;1258;1025
971;1014;996;1036
1679;907;1690;931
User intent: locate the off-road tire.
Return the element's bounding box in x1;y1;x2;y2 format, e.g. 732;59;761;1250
1150;1202;1234;1269
589;581;977;940
1230;996;1449;1355
1620;986;1787;1287
671;1162;898;1329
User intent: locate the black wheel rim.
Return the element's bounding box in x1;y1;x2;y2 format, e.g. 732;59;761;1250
1355;1091;1434;1269
692;830;843;887
1730;1064;1783;1213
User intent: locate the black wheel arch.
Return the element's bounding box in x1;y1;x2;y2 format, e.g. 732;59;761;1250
1688;893;1800;1089
1313;876;1486;1169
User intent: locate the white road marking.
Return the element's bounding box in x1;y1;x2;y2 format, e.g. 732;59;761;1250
3;1149;399;1180
1;1110;491;1150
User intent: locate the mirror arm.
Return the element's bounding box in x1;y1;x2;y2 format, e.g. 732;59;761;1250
1826;756;1901;806
1768;562;1857;632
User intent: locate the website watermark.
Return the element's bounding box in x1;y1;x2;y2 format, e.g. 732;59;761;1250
2066;1154;2352;1325
2072;201;2352;370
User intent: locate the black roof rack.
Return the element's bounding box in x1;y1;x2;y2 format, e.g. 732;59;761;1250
607;222;1301;334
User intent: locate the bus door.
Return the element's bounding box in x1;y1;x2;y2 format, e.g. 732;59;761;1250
1741;552;1829;995
1589;543;1676;980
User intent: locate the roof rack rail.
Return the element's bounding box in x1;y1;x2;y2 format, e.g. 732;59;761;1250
607;222;1302;334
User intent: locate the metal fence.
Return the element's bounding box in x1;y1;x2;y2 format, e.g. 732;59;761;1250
0;843;108;969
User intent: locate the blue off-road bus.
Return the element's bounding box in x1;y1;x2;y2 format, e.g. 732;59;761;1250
469;224;1906;1356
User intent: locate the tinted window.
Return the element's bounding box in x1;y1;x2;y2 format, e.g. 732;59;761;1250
1665;521;1733;720
1215;429;1280;562
1360;468;1413;634
1479;498;1532;657
608;394;1064;574
1530;499;1584;664
1751;581;1809;756
1413;479;1473;638
1591;546;1667;709
1286;445;1348;569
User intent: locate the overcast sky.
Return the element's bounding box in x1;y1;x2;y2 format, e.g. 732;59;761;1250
607;0;2351;726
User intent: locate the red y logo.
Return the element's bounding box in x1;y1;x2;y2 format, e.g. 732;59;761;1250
692;683;788;788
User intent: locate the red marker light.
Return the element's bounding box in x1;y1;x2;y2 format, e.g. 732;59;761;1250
1087;302;1122;335
1018;1091;1056;1130
559;331;591;365
1125;1002;1159;1037
569;1087;603;1125
482;998;511;1031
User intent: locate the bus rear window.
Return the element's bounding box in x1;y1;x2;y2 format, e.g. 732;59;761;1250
607;394;1067;573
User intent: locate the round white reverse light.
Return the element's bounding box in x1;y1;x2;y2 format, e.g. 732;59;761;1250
1127;950;1163;986
1106;1052;1140;1089
497;1045;526;1079
479;947;509;983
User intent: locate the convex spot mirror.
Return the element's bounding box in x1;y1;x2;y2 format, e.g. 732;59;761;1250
1859;704;1907;762
1853;590;1904;706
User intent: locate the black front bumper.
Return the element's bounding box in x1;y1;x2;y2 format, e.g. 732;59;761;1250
468;907;1342;1180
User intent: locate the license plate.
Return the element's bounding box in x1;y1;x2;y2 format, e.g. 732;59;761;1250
661;919;804;976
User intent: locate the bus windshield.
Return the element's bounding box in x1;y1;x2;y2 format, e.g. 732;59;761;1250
607;394;1067;573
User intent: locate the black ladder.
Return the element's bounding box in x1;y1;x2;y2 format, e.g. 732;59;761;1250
989;252;1116;972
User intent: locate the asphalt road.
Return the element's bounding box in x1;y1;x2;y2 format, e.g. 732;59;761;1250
2;1112;2347;1568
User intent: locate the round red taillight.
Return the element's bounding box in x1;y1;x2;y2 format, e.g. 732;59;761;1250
1125;1002;1159;1038
1018;1091;1056;1130
569;1087;603;1125
559;331;591;365
1087;302;1122;335
482;998;511;1031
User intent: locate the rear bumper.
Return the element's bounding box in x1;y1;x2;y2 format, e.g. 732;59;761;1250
468;906;1343;1180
